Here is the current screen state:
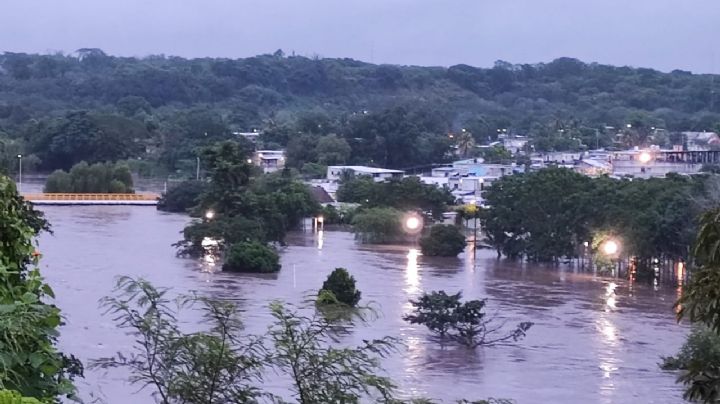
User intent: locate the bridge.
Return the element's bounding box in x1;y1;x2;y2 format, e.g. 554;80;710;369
22;193;160;206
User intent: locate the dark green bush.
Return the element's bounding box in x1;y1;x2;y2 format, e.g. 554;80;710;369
43;161;134;193
420;224;467;257
319;268;361;307
157;180;209;213
223;241;280;273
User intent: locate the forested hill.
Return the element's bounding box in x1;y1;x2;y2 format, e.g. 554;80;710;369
0;49;718;172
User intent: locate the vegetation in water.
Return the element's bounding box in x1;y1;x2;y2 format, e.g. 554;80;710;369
337;175;454;220
317;268;362;307
222;241;281;273
420;225;467;257
403;291;533;348
44;161;134;193
481;167;712;265
351;207;404;244
0;176;82;402
156;180;209;213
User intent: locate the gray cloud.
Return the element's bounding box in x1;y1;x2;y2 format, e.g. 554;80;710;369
0;0;718;72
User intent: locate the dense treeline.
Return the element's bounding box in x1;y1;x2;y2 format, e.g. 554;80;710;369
480;167;714;268
1;50;719;174
44;161;134;193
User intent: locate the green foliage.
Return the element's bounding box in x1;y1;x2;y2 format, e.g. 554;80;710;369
318;268;361;307
0;390;41;404
351;207;403;244
177;141;319;256
338;176;454;219
157;180;209;213
403;291;533;348
44;161;134;193
481;167;705;262
0;176;81;401
480;145;512;163
420;225;467;257
661;326;720;371
223;241;280;273
92;277;264;404
95;277;415;404
268;302;398;403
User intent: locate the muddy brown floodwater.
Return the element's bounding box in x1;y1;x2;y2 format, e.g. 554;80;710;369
36;206;688;403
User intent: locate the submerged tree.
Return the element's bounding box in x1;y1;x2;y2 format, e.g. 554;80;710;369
317;268;362;307
404;291;532;348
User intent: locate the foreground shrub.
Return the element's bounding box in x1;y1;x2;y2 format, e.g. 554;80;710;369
223;241;280;273
420;224;467;257
318;268;361;307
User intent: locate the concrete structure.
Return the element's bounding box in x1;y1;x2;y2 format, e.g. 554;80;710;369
451;159;521;177
23;193;159;206
609;149;720;178
326;166;404;182
234;131;261;143
682;131;720;151
502;136;529;154
575;159;611;176
541;151;583;164
253;150;285;173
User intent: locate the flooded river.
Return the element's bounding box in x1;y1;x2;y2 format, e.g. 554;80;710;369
36;205;688;403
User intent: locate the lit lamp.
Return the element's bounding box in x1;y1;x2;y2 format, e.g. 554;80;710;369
602;240;619;256
403;213;423;236
638;151;652;164
205;210;215;220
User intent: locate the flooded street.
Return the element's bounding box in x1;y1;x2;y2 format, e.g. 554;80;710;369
37;205;688;403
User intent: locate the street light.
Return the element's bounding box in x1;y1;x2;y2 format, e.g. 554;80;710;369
602;240;619;256
638;151;652;164
205;210;215;220
16;154;22;193
403;213;423;236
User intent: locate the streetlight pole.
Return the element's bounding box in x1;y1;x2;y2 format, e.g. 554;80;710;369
196;157;200;181
17;154;22;193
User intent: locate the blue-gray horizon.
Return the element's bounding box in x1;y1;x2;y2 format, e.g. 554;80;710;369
0;0;718;74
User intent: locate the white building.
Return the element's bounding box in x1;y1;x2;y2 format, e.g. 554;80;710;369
682;131;720;151
610;149;702;178
326;166;404;182
234;131;261;143
253;150;285;173
502;136;529;154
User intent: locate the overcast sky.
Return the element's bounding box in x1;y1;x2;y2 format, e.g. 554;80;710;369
1;0;718;73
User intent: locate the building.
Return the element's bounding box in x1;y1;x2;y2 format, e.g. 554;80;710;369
609;149;720;178
575;159;611;176
682;131;720;151
540;151;583;164
326;166;404;182
233;131;261;143
253;150;285;173
502;136;529;154
451;159;522;177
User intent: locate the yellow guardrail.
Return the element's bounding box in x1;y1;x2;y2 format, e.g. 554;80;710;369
22;193;160;201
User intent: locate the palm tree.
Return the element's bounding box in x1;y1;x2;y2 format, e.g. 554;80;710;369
456;130;475;157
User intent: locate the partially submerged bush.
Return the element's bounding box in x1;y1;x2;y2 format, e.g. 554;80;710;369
420;224;467;257
318;268;361;307
223;241;280;273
